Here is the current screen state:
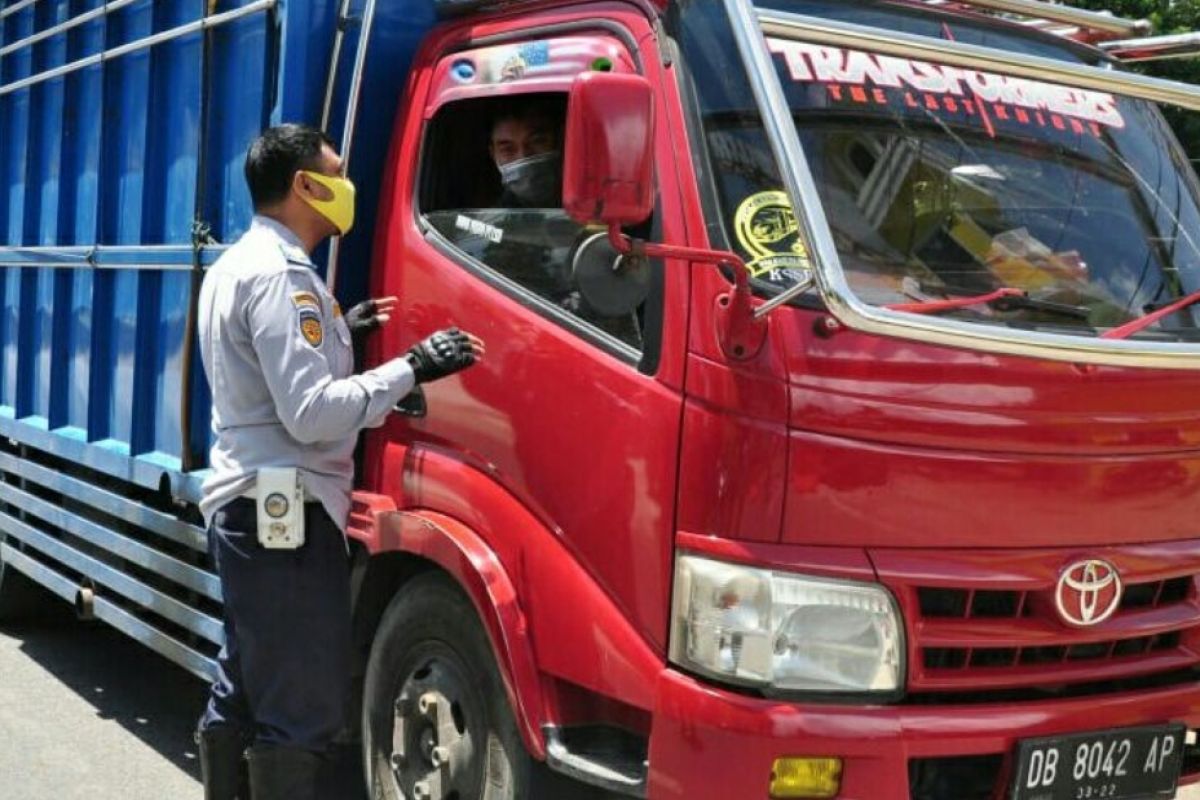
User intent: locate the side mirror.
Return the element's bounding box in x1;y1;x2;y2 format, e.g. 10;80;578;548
563;72;655;227
562;71;769;362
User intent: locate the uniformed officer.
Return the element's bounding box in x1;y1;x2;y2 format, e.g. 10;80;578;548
194;123;483;800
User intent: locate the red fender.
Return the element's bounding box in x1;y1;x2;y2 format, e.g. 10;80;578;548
350;441;668;757
349;497;548;759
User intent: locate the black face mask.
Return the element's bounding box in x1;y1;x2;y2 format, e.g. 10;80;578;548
497;151;562;207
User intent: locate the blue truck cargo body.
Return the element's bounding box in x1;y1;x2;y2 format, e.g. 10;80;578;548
0;0;436;678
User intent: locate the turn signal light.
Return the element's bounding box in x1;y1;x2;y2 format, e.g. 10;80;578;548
769;757;843;798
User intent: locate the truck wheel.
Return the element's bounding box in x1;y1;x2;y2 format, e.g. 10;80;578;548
363;572;534;800
0;541;49;622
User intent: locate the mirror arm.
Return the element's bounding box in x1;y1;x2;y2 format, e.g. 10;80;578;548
606;224;768;360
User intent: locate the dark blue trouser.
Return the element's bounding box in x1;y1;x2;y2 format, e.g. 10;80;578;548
198;498;351;753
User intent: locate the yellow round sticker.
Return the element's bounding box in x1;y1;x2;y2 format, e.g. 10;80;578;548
734;191;812;277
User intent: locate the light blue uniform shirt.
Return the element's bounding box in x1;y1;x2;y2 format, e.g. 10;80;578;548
197;216;414;530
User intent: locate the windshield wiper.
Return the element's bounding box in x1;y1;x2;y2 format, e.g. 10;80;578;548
886;284;1090;320
1102;287;1200;340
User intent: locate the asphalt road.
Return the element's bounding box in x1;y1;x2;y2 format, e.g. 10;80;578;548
0;594;602;800
0;597;370;800
0;600;206;800
1;595;1198;800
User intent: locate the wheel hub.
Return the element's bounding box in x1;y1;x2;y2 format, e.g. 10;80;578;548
388;658;479;799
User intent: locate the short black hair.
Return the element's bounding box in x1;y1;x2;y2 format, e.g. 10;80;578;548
490;94;566;136
244;124;335;209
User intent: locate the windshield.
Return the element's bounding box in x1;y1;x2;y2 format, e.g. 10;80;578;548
672;0;1200;339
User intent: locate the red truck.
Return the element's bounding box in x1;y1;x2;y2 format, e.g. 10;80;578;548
4;0;1200;798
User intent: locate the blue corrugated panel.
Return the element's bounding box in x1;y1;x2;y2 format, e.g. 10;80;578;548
202;1;271;244
2;5;34;244
1;268;17;411
0;0;443;679
328;0;438;306
63;0;104;247
0;0;438;494
274;0;338;125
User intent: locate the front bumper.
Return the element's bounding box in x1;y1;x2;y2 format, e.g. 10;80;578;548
647;668;1200;800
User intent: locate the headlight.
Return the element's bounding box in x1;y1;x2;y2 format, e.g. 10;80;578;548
669;554;905;694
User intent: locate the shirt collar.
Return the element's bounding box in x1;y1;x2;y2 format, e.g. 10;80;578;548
251;215;312;265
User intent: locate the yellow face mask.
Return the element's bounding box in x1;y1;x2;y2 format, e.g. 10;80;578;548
299;170;356;235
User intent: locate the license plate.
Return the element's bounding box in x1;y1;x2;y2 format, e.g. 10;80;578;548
1011;724;1185;800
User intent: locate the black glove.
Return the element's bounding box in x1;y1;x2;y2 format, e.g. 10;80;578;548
405;328;478;384
344;299;384;340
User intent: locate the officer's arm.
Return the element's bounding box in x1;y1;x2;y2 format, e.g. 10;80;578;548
245;271;415;444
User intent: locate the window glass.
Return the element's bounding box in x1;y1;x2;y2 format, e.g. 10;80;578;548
673;0;1200;338
419;92;650;351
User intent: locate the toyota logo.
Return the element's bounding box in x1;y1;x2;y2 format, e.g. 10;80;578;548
1055;559;1122;627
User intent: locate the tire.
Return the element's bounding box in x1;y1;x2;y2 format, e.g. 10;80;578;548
0;540;51;623
362;572;535;800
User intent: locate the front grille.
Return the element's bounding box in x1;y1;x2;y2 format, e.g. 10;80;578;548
923;631;1182;671
908;755;1002;800
874;545;1200;697
917;578;1192;621
904;667;1200;705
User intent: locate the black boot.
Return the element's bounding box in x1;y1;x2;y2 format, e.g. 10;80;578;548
197;726;250;800
246;744;323;800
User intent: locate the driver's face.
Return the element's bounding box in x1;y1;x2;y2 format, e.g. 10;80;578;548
490;116;558;166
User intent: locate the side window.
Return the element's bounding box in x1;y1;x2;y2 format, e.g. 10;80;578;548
418;91;651;353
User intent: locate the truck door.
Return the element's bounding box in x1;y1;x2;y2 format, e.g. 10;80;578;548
371;13;688;661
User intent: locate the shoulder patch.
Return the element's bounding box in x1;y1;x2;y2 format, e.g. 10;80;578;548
333;300;343;318
291;291;320;309
298;307;324;347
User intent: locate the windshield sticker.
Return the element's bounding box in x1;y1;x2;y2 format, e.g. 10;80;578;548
518;41;551;68
767;39;1125;137
495;41;551;82
735;191;812;277
455;214;504;244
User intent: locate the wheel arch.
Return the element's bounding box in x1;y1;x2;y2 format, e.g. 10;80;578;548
351;442;666;763
351;508;549;760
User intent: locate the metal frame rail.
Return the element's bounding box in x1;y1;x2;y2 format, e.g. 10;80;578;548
928;0;1150;37
0;437;219;681
324;0;380;294
0;0;276;96
1103;32;1200;63
922;0;1200;62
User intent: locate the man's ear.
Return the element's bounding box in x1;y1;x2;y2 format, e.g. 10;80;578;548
294;171;333;201
292;170;311;200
